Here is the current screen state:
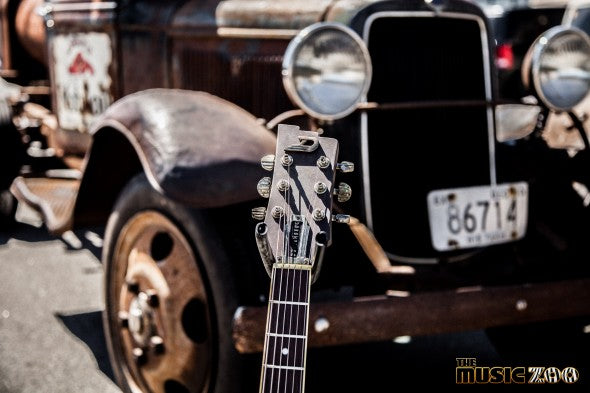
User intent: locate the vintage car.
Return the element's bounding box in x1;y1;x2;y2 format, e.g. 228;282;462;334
1;0;590;391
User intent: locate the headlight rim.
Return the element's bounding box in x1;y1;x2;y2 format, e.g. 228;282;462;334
528;25;590;112
282;22;372;121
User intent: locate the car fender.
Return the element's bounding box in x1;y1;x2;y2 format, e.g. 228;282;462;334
73;88;276;226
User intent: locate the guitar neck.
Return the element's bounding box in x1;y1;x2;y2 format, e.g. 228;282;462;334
259;263;312;393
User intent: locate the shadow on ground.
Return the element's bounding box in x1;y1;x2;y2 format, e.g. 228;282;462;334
0;220;104;260
56;311;116;384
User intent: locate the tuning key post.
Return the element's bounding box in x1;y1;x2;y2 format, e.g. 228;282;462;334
336;161;355;173
333;214;351;224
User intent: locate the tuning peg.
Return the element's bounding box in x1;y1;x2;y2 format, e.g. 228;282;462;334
333;214;351;224
337;161;355;173
333;182;352;203
260;154;275;171
251;207;266;221
257;177;271;198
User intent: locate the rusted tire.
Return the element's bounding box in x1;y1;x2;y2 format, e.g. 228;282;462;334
103;174;242;393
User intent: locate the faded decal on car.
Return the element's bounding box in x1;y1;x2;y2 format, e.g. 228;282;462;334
52;32;112;132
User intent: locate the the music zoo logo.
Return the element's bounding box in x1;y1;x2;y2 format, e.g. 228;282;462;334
456;358;580;384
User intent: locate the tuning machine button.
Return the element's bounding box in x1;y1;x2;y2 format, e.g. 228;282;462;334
260;154;275;171
257;177;271;198
333;214;351;224
251;207;266;221
334;182;352;203
337;161;354;173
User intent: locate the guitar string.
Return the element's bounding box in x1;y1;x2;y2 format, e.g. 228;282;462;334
291;268;302;393
285;161;298;393
297;193;313;393
268;147;289;393
278;153;293;392
266;148;283;393
271;262;286;392
293;189;311;393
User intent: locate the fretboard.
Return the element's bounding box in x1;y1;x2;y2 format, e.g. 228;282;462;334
259;264;312;393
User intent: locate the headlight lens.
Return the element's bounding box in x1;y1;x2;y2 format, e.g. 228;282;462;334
526;26;590;111
282;23;372;121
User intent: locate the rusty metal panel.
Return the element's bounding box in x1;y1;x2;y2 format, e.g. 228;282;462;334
0;0;11;70
15;0;47;65
216;0;333;29
233;278;590;353
171;37;294;120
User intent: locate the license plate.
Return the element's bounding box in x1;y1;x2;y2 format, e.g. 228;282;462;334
427;183;528;251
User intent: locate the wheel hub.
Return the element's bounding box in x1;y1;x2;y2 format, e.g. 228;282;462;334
128;291;155;346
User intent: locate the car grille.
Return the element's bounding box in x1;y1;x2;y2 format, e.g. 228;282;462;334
364;14;493;258
179;49;293;121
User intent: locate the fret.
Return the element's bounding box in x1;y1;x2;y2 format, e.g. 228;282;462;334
270;300;308;306
264;336;306;369
262;368;303;393
263;364;305;371
266;333;307;339
271;267;310;303
267;303;308;336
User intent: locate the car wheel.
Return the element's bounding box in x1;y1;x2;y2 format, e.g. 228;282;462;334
103;174;242;393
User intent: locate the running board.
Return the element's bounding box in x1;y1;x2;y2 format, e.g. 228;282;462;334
10;174;80;234
232;278;590;353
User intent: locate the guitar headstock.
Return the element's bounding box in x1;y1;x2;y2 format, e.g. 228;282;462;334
253;124;353;280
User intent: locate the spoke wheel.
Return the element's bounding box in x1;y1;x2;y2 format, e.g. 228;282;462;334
106;210;212;393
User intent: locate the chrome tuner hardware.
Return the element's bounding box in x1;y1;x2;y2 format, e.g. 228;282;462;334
251;207;266;221
260;154;275;171
312;208;326;221
334;182;352;202
277;179;290;192
337;161;355;173
333;214;351;224
280;154;293;167
257;177;271;198
271;206;284;219
317;156;331;169
314;182;328;195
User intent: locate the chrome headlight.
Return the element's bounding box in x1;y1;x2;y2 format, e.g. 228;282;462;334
523;26;590;111
282;23;372;121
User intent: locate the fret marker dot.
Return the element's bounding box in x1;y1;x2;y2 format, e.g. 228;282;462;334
282;348;289;356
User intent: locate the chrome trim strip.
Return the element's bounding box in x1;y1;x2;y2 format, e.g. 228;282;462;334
217;27;299;39
361;11;497;235
39;2;117;15
360;111;373;228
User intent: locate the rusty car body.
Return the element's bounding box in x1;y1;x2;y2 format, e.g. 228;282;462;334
1;0;590;392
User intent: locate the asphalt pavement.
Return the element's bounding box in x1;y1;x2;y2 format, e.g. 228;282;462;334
0;205;120;393
1;204;589;393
